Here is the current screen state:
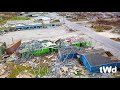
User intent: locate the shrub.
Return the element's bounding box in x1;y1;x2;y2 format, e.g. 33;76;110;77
52;20;60;22
92;24;112;32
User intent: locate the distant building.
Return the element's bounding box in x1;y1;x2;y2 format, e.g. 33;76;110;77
34;16;51;24
15;23;43;30
65;15;73;19
87;16;98;21
34;16;62;28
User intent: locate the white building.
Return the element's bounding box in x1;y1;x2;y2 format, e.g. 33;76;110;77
34;16;51;24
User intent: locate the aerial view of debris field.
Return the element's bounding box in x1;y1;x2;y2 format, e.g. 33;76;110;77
0;12;120;78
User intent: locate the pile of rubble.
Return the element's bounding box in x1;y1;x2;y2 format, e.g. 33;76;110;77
0;30;7;35
0;39;119;78
110;38;120;42
0;64;10;78
0;27;17;35
48;59;86;78
17;40;57;53
16;71;35;78
39;54;114;78
0;52;119;78
18;40;43;52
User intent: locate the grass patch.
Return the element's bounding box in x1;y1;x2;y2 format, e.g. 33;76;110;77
92;25;112;32
6;60;50;78
0;16;30;25
10;16;30;20
0;20;7;25
0;27;16;32
5;50;51;78
30;60;50;78
30;66;49;78
74;71;83;76
95;27;104;32
0;27;8;31
6;63;32;78
67;19;78;22
0;16;14;25
51;19;60;23
93;19;120;27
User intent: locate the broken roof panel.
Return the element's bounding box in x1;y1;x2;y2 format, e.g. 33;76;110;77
17;40;57;53
84;53;118;66
80;51;120;72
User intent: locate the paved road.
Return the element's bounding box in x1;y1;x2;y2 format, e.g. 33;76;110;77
65;20;120;51
49;13;120;55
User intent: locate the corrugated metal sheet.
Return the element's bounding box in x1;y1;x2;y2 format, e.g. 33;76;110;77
58;46;79;61
58;53;78;61
6;39;21;54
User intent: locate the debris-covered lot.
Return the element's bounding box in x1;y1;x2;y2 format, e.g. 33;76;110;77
0;36;120;78
0;53;118;78
0;12;120;78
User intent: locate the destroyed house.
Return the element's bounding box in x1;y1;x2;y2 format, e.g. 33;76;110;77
58;46;80;61
16;40;58;59
15;23;43;30
80;50;120;72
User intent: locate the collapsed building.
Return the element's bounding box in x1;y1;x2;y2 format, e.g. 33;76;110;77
16;40;58;60
15;23;44;30
4;16;62;30
80;49;120;72
1;37;120;73
58;46;120;72
15;22;62;30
